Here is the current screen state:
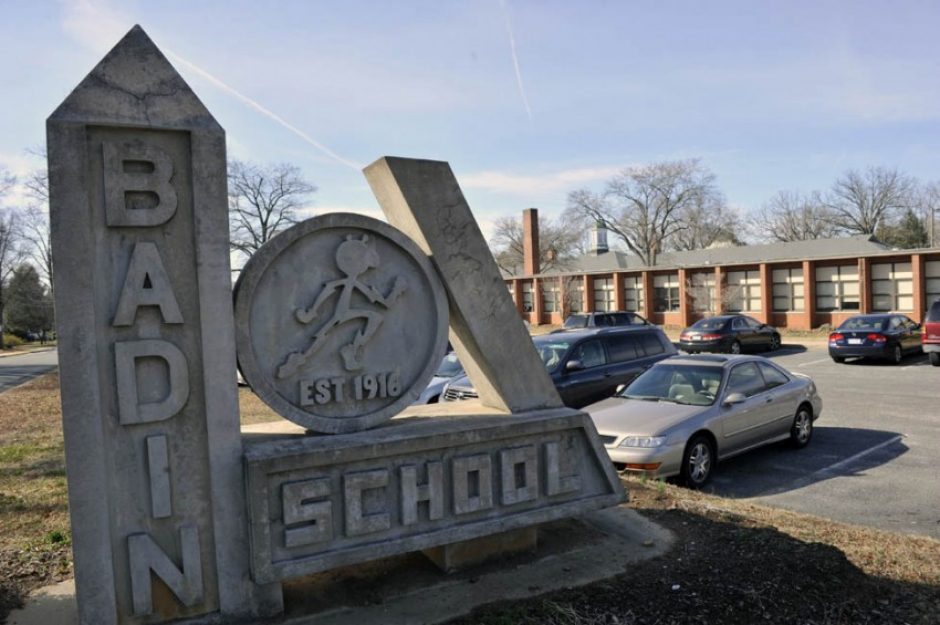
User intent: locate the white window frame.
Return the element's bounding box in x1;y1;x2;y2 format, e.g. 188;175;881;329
815;265;860;312
593;277;615;312
689;272;716;313
925;260;940;306
871;262;913;312
653;273;680;312
772;267;804;312
521;281;534;312
623;274;645;313
541;280;560;313
726;270;762;312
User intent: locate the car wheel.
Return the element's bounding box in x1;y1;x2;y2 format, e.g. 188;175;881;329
890;343;903;365
790;406;813;449
768;334;781;351
831;356;845;364
728;340;742;355
931;352;940;367
680;435;714;489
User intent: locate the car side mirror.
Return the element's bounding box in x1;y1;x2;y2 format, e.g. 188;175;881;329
615;383;627;395
565;360;584;372
723;392;747;406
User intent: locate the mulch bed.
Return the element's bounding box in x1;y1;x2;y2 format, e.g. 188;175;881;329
452;480;940;625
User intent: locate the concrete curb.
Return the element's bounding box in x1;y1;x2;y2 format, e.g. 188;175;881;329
0;346;56;359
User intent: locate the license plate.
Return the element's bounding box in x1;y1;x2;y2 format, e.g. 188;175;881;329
692;336;701;341
848;338;863;345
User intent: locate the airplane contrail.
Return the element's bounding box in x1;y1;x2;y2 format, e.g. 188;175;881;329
498;0;533;120
164;50;363;171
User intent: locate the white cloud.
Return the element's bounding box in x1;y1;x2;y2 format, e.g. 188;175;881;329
60;0;132;54
459;164;625;196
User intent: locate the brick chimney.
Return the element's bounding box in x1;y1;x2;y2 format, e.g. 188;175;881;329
523;208;540;275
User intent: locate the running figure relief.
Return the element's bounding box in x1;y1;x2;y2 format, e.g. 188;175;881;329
277;235;407;378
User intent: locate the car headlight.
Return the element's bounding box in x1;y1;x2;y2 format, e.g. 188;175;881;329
618;436;667;448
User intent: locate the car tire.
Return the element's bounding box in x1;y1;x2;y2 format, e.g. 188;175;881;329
768;334;781;351
890;343;903;365
790;405;813;449
728;340;742;355
931;352;940;367
680;435;714;489
831;356;845;364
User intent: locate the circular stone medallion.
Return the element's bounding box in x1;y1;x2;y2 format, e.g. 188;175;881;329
234;213;449;434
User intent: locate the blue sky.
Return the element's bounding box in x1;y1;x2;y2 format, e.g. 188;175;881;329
2;1;940;238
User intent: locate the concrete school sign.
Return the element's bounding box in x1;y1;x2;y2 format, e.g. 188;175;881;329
48;25;624;625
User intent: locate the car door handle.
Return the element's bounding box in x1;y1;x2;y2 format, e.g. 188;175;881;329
765;396;774;403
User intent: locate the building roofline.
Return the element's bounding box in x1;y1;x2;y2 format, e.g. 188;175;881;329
510;245;940;280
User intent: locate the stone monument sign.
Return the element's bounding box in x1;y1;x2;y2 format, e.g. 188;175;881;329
49;25;624;625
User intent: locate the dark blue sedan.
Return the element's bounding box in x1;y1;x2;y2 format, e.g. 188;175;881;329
678;315;781;354
828;314;923;364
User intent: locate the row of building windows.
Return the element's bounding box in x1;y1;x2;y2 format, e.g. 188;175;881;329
510;260;940;314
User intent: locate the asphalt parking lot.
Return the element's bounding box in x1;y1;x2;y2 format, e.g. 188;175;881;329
695;342;940;539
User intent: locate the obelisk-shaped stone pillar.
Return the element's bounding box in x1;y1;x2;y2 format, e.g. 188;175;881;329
48;26;282;624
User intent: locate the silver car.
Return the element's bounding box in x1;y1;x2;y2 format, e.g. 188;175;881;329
413;352;464;404
586;354;822;488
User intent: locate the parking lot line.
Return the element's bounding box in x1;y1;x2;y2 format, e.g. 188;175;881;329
761;434;905;495
796;357;831;367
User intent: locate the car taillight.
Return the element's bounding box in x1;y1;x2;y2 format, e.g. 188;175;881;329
867;333;887;343
680;332;690;340
701;333;722;340
829;333;844;342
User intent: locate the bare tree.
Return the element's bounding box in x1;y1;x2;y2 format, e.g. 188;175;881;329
228;161;316;260
565;159;721;266
0;175;25;338
560;275;584;319
20;168;53;293
748;190;839;242
825;167;915;235
670;197;742;251
916;181;940;247
490;213;584;275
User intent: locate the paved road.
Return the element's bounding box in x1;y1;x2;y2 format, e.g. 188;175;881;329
695;342;940;539
0;348;58;392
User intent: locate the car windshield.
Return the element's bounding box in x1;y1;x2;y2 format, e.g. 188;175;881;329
563;315;589;328
620;364;723;406
532;336;574;371
690;318;727;331
927;301;940;322
839;316;887;331
435;352;462;378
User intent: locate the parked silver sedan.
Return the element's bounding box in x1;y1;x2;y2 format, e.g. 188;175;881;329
586;354;822;488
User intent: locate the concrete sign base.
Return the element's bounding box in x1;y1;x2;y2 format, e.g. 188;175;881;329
244;409;623;583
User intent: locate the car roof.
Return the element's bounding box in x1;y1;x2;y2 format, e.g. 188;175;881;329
659;353;766;368
693;314;743;322
544;325;659;340
844;313;896;319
